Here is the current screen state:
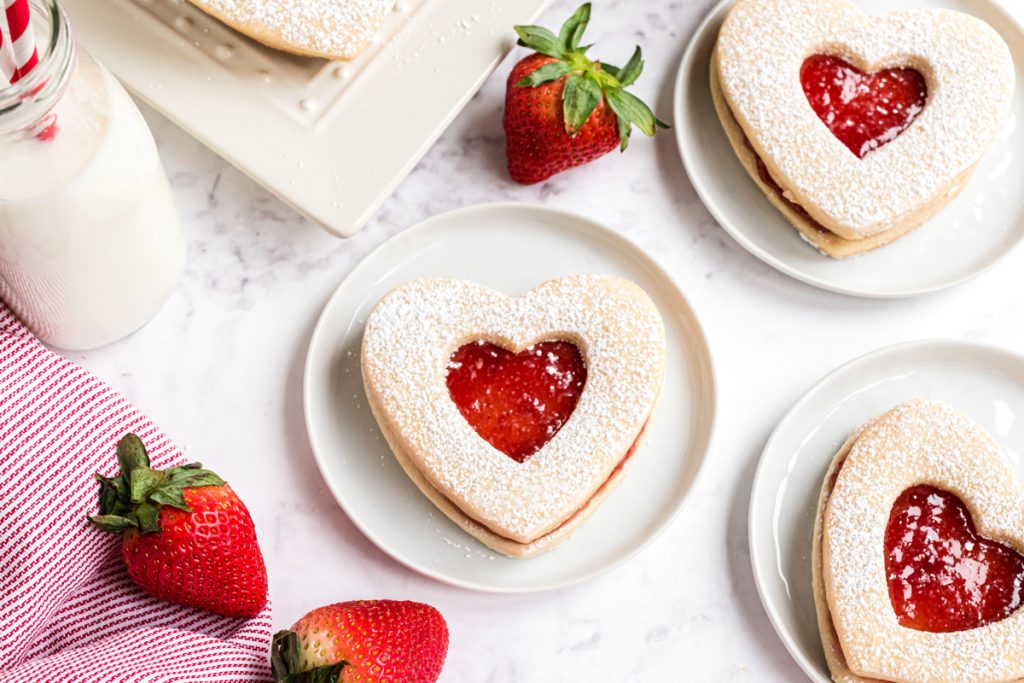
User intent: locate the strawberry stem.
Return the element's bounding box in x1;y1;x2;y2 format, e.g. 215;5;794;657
271;630;348;683
88;433;226;536
512;2;670;148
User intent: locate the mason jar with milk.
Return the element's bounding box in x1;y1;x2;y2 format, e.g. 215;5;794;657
0;0;184;350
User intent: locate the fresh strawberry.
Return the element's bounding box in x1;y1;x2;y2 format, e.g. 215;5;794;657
503;3;668;184
89;433;268;618
271;600;448;683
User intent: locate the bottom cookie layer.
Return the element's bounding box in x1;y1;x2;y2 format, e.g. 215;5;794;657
366;380;656;558
812;426;882;683
392;421;647;558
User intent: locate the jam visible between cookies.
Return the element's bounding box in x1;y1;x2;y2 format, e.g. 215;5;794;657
885;485;1024;632
801;55;927;159
446;341;586;463
744;136;829;235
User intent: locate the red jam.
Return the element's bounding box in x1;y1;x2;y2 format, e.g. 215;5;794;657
446;341;586;463
800;54;927;158
885;485;1024;632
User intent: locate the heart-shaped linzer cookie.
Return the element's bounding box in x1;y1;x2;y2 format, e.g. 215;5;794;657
189;0;395;60
714;0;1015;242
361;276;666;558
814;400;1024;682
446;340;587;463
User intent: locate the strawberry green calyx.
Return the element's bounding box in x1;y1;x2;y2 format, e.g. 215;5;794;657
88;433;225;535
271;630;348;683
513;2;669;150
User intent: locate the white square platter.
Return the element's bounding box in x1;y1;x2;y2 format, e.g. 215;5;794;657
60;0;552;237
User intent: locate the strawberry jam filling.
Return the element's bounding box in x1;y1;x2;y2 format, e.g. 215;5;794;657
885;485;1024;632
446;340;586;463
801;55;927;159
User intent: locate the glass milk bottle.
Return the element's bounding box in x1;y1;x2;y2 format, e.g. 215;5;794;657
0;0;185;349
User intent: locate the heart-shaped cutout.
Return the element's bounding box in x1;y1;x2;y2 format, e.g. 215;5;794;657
361;276;666;558
885;485;1024;633
801;55;927;159
814;400;1024;682
446;340;586;463
714;0;1014;241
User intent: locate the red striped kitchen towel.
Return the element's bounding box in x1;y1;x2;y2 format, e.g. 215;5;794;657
0;304;273;682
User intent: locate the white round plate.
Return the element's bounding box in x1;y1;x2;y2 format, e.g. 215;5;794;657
749;340;1024;681
304;203;716;592
674;0;1024;298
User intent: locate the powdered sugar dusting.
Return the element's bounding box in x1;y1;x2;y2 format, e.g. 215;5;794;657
194;0;395;59
361;276;666;543
716;0;1015;235
824;400;1024;682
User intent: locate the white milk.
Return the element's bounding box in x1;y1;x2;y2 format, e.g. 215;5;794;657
0;3;184;350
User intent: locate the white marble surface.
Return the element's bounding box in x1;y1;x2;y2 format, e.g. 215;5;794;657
71;0;1024;680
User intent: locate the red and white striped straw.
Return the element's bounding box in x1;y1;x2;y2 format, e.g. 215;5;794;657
0;11;15;84
0;15;6;83
4;0;38;83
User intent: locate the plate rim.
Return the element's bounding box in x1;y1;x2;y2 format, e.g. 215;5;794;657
747;338;1024;681
302;201;718;593
672;0;1024;299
